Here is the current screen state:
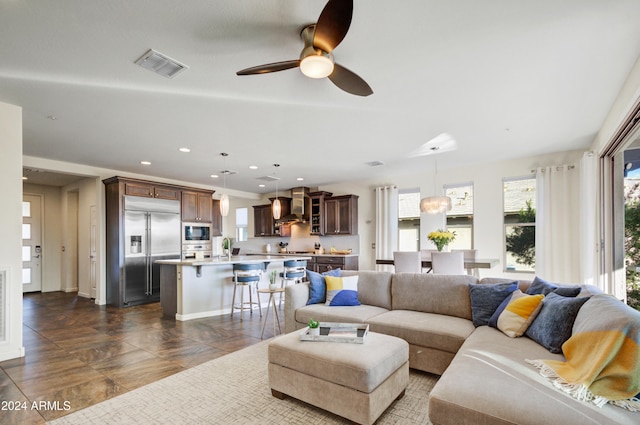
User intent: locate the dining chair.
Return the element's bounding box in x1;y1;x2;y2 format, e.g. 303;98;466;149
431;251;465;275
420;249;438;273
393;251;422;273
452;249;479;276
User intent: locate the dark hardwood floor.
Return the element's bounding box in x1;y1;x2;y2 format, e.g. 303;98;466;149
0;292;276;424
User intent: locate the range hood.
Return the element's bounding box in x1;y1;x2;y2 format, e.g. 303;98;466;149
277;187;310;224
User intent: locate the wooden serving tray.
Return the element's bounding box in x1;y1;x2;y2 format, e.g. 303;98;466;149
299;322;369;344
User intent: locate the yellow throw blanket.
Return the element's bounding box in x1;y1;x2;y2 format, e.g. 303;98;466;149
528;294;640;412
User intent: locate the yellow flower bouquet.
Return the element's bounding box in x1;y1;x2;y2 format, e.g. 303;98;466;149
427;229;456;252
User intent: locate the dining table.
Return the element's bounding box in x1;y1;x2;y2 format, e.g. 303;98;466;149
375;258;500;270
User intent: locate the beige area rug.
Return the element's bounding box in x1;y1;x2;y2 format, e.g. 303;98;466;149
48;338;437;424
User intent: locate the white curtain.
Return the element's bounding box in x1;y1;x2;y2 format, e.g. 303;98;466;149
375;186;399;268
535;165;580;282
580;152;598;286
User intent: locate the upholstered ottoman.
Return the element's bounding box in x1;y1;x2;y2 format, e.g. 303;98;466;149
268;330;409;425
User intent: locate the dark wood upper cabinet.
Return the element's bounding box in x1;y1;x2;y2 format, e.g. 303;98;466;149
123;180;180;200
211;199;222;236
182;190;214;223
324;194;358;235
309;191;333;236
253;198;291;237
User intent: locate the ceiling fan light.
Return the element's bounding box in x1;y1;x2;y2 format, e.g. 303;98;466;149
300;55;334;78
420;196;452;214
220;193;230;217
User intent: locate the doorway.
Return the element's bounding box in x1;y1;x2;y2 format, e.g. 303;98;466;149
22;194;43;292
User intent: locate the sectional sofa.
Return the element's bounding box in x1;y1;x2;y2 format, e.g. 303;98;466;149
283;270;640;425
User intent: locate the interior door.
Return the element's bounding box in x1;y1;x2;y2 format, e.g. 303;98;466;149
22;194;43;292
89;205;97;299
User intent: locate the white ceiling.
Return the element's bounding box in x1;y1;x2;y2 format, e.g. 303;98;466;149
2;0;640;193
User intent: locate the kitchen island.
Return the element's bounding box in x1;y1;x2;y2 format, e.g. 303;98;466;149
156;255;311;321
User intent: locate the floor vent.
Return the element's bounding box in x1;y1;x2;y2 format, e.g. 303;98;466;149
135;49;189;79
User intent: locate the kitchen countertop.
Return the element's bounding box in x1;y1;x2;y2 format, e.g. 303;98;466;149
248;252;359;258
155;254;313;266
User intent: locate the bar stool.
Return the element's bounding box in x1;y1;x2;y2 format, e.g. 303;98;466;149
279;260;307;308
231;263;263;320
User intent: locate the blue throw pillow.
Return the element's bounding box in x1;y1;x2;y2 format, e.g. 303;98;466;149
306;268;341;305
469;282;518;327
525;292;589;354
526;276;581;297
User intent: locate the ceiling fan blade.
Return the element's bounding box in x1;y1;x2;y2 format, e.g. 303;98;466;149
314;0;353;53
236;60;300;75
328;63;373;97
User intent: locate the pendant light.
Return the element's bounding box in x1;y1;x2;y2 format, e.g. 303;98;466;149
272;163;281;219
420;159;452;214
219;152;229;217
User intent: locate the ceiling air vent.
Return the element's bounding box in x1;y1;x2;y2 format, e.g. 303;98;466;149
135;49;189;79
256;175;280;182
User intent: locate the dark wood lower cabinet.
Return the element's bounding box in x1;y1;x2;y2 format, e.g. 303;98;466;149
313;255;358;272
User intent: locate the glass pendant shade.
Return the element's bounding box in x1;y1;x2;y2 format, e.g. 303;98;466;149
219;193;229;217
272;198;282;219
420;196;452;214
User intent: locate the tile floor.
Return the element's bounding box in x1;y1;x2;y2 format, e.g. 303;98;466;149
0;292;276;424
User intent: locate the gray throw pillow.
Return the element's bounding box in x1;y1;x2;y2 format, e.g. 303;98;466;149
525;292;589;354
469;282;518;327
526;276;581;297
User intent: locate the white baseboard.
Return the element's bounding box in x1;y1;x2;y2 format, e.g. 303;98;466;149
0;346;25;362
77;291;91;298
63;287;79;293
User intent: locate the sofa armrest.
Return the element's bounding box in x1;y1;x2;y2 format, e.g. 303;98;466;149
284;282;310;334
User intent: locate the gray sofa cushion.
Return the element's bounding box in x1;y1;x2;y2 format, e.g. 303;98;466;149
429;326;638;425
391;273;477;319
342;270;392;310
367;310;475;354
294;304;389;327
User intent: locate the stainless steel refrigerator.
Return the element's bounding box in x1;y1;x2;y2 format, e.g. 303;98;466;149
123;196;180;306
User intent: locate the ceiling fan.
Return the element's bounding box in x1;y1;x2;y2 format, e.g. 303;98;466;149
236;0;373;97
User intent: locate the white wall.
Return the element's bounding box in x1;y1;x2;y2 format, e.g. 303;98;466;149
318;149;585;281
0;101;24;361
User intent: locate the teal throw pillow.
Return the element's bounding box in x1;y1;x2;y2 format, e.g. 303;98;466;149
525;292;589;354
469;282;518;327
306;268;341;305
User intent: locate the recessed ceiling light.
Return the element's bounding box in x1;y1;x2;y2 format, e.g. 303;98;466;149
249;165;258;170
22;176;28;180
210;174;219;178
47;115;56;120
258;184;266;188
140;161;151;165
179;147;191;153
297;177;304;181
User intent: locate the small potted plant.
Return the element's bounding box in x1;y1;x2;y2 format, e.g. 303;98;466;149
308;318;320;336
269;270;278;291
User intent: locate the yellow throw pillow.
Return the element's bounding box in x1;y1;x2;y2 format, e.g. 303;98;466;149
488;290;544;338
324;275;360;306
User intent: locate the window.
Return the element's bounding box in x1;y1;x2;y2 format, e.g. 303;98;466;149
235;208;248;242
398;191;420;251
503;177;536;272
445;183;473;249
